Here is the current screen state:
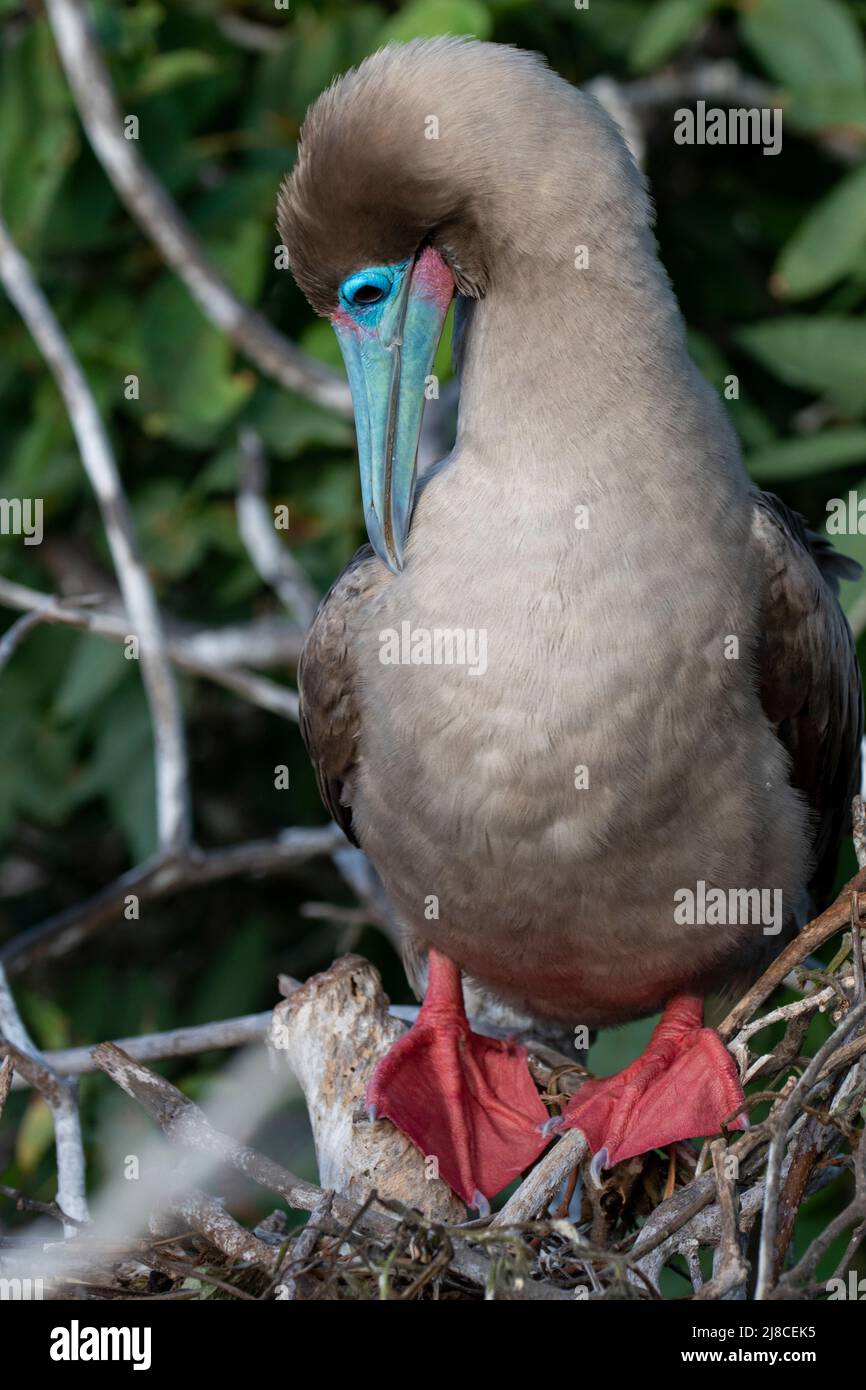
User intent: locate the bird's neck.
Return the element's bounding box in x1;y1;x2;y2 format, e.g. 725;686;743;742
454;234;691;491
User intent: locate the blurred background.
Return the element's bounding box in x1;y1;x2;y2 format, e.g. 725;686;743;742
1;0;866;1292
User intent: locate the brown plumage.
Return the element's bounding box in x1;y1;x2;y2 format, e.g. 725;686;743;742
283;38;863;1202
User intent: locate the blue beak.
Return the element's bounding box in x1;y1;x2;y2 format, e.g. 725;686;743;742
332;248;453;573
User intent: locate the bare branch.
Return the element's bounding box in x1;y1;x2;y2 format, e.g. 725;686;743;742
9;1012;273;1090
44;0;351;417
153;1187;279;1271
270;954;465;1221
216;12;285;54
0;207;190;853
0;575;301;722
0;609;52;675
0;576;303;667
0;825;342;976
492;1131;588;1226
693;1140;748;1300
237;427;320;627
0;1055;13;1121
755;996;866;1298
718;873;866;1040
0;963;89;1233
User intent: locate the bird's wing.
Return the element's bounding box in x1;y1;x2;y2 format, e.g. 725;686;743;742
751;490;863;908
297;545;378;847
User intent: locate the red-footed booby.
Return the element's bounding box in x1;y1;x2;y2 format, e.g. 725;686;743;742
278;38;863;1210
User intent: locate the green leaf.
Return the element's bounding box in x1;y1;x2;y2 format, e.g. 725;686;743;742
241;386;353;460
628;0;713;74
787;83;866;139
132;480;210;579
0;21;77;247
133;50;220;98
187;918;271;1026
381;0;493;43
773;164;866;300
575;2;650;58
736;317;866;416
54;633;129;721
19;992;70;1051
16;1097;55;1176
137;274;255;446
740;0;866;90
746;429;866;482
75;685;157;862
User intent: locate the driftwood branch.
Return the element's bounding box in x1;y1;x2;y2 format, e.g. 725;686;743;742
270;955;465;1223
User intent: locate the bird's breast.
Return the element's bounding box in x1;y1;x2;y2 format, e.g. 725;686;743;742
348;457;808;1023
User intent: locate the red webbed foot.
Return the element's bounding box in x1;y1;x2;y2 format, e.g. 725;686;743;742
366;949;551;1208
556;996;746;1174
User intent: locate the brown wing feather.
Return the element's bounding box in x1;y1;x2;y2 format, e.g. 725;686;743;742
752;491;863;909
297;544;377;847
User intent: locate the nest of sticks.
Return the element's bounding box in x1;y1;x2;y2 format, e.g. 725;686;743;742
3;818;866;1303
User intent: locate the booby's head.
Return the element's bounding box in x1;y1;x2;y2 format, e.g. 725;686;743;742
279;38;650;572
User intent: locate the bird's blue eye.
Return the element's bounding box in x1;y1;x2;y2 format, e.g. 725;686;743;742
338;264;405;314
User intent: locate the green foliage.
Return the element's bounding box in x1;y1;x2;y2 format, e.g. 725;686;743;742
628;0;714;73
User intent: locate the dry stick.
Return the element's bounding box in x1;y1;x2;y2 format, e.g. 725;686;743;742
0;1185;80;1225
44;0;350;418
0;577;304;668
0;610;52;676
492;1131;589;1226
8;1013;273;1090
693;1140;748;1300
237;428;320;629
90;1042;561;1298
0;824;342;975
0;1055;13;1120
277;1190;335;1300
7;994;477;1087
155;1187;279;1271
91;1042;367;1219
216;12;285;54
772;1124;866;1297
851;796;866;1000
771;1114;824;1284
0;209;190;854
755;995;866;1300
0;965;89;1233
718;871;866;1041
0;577;300;721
